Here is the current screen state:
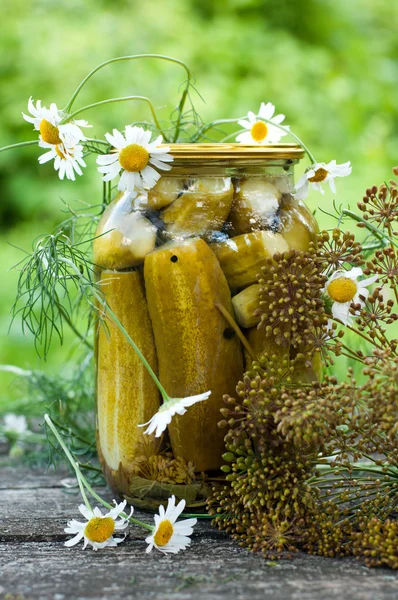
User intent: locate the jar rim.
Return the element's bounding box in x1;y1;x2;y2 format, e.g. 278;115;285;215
160;143;305;161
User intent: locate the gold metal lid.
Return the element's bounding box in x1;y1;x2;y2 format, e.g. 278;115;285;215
162;143;304;162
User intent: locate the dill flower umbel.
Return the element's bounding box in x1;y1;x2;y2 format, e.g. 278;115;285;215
145;495;197;554
294;160;352;200
236;102;288;144
324;267;378;325
64;500;132;550
96;126;173;192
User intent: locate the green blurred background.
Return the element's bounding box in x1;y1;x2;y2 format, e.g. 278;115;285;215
1;0;397;409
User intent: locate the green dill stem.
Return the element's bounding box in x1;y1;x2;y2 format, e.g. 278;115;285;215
181;513;212;519
64;54;191;113
342;209;398;249
57;256;170;401
64;97;168;141
214;302;256;360
172;83;190;143
100;299;170;401
55;297;93;351
44;414;153;531
194;117;317;163
387;222;398;305
0;140;38;153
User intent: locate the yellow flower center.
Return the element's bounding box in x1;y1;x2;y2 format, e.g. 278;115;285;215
40;119;62;145
55;146;66;160
154;519;174;547
327;277;357;303
119;144;149;172
250;121;268;142
308;167;329;183
84;516;115;543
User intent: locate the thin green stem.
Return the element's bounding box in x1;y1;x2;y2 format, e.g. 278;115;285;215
100;298;169;401
0;140;38;153
342;209;398;249
64;54;191;114
64;97;168;141
45;414;153;531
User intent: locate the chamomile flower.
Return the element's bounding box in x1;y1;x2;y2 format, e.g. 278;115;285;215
96;126;173;192
236;102;289;145
294;160;352;200
64;500;132;551
324;267;378;325
138;391;211;438
3;413;28;435
145;495;197;554
38;143;86;181
23;97;90;146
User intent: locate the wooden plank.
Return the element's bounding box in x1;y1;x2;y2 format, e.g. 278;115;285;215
1;467;398;599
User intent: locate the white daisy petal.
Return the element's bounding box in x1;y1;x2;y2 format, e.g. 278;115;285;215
141;165;161;189
138;391;211;438
149;157;173;171
64;499;131;550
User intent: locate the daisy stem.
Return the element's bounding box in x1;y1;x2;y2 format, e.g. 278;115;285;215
78;476;153;531
0;140;38;153
44;414;92;511
45;414;153;531
64;97;168;140
64;54;191;114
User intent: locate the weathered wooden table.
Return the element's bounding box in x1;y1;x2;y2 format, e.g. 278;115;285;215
1;465;398;600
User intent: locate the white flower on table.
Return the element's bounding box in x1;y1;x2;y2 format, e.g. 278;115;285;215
23;97;90;180
3;413;28;435
96;126;173;192
324;267;378;326
64;500;132;550
294;160;352;200
236;102;289;145
145;495;197;554
138;391;211;438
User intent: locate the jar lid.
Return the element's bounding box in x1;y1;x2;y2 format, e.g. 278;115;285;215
162;143;305;162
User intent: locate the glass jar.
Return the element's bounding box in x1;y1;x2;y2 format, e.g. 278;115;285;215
93;144;319;509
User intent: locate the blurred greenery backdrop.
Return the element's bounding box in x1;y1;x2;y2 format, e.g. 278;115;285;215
1;0;397;409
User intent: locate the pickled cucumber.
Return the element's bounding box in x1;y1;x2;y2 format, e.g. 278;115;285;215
97;270;160;472
230;179;282;235
162;177;234;239
232;284;261;328
280;196;319;251
144;238;244;471
211;231;290;290
146;176;185;210
93;193;157;270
